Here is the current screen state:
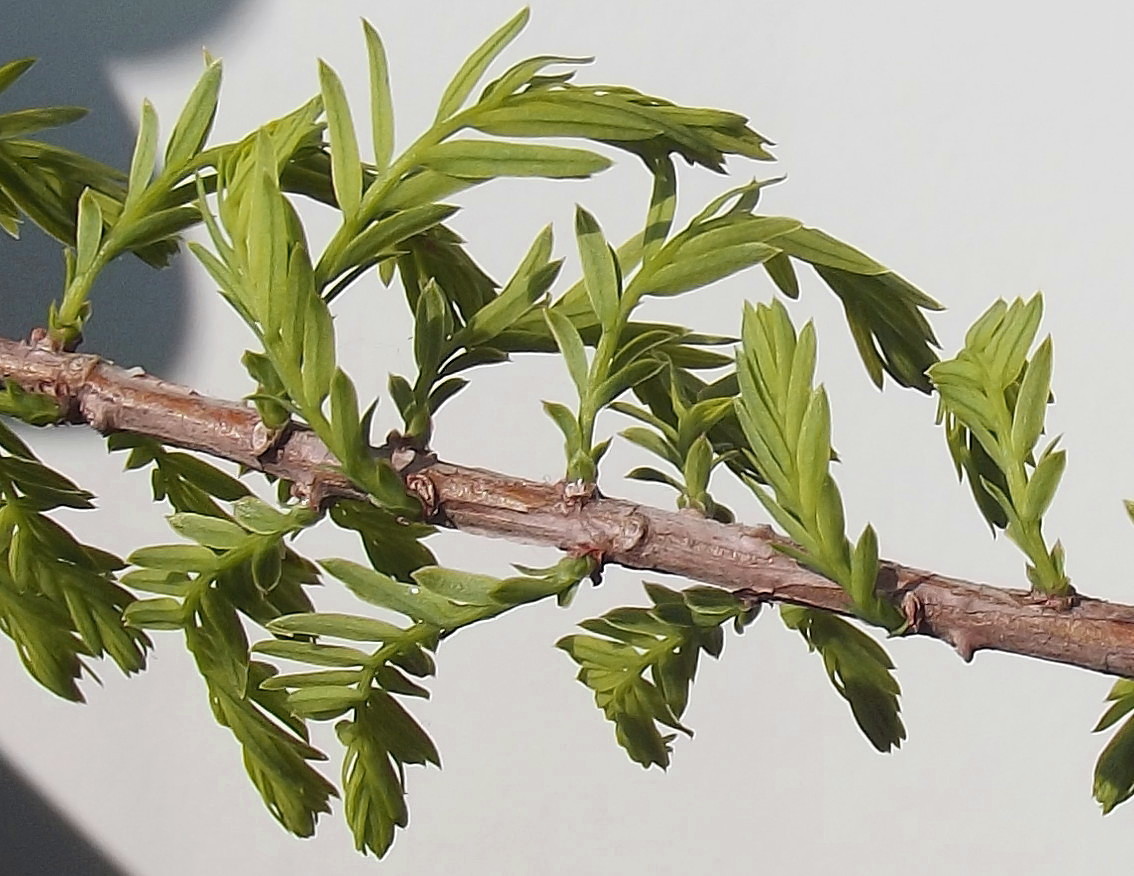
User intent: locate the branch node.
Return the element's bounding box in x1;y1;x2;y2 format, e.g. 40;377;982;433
560;478;597;512
901;591;925;633
405;472;442;523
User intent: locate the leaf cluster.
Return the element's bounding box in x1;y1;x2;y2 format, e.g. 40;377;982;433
781;605;904;752
615;373;736;522
7;4;1115;860
928;295;1069;595
250;553;592;855
735;299;901;628
0;421;147;700
558;582;757;768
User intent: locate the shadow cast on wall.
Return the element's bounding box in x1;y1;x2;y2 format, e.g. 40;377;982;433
1;3;248;873
1;0;246;372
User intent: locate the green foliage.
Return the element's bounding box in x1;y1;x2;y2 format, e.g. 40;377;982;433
0;420;148;700
4;3;1123;862
731;300;905;751
1094;678;1134;814
928;295;1070;595
0;380;63;426
781;605;905;753
615;368;737;522
735;299;902;629
45;58;225;347
122;487;331;835
250;553;592;856
558;582;757;768
0;58;135;253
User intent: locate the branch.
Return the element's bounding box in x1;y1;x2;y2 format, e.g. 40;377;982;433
4;335;1133;677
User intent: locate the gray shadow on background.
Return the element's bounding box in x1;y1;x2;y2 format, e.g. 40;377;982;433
1;3;246;872
0;0;245;371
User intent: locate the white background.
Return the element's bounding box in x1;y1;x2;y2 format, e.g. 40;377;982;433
3;1;1134;873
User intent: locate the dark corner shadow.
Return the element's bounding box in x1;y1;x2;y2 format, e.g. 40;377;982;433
0;2;248;873
0;749;129;876
0;0;247;373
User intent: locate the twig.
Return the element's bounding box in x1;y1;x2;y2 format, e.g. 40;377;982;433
3;335;1133;677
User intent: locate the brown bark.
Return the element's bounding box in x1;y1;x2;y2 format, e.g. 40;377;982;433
3;335;1133;678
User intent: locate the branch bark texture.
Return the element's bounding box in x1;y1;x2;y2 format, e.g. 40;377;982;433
4;336;1133;678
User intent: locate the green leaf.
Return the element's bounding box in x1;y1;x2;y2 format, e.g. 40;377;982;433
267;612;407;643
774;226;886;274
471;97;658;141
261;668;365;691
459;225;558;346
412;566;500;606
1022;447;1066;522
367;689;440;766
128;543;218;574
125;99;159;207
595;358;665;410
575;205;619;330
625;466;682;490
320;558;466;628
783;606;904;753
420;140;611;180
0;58;35;95
123;597;185;630
106;205;199;255
543;401;582;452
120;568;192;597
73;187;103;277
287;684;366;719
1094;687;1134;733
329;368;361;458
232;496;293;536
763;251;799;299
1095;714;1134;814
544;308;589;397
167;513;246;550
794;389;832;517
642;154;676;262
161;453;249;501
323;203;458;288
479;53;592;101
646;242;778;295
363;21;395;172
0;106;87;140
252;638;371;668
319;60;363;216
165;59;222;168
435;7;530;121
621;426;681;468
1010;336;1052;456
302;294;337;408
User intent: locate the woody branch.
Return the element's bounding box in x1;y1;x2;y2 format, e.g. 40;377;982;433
3;334;1132;677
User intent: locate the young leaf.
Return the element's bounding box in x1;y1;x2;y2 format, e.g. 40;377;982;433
642;154;677;263
646;242;778;295
420;140;611;180
319;60;363;216
167;513;246;550
125;99;159;206
363;20;395;171
73;188;103;277
544;308;589;398
575;205;619;331
267;612;406;643
1010;336;1052;456
165;59;222;168
543;401;582;452
435;7;530;121
774;226;887;274
0;58;35;95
